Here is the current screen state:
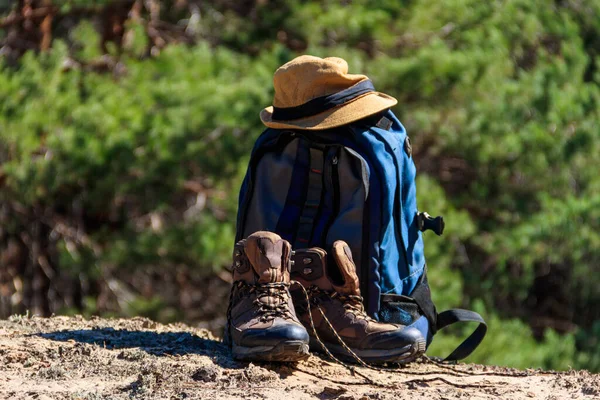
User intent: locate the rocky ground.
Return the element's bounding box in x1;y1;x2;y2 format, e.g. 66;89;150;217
0;315;598;400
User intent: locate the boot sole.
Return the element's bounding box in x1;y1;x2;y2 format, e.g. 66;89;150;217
232;340;310;362
309;337;426;365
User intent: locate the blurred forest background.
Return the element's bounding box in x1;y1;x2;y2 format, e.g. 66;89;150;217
0;0;598;372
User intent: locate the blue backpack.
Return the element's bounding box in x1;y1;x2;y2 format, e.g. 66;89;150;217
235;109;486;361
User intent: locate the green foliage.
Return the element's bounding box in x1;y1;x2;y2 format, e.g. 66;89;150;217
1;0;599;372
0;40;277;273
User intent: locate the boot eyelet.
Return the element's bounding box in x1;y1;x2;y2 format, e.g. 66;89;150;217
303;268;313;275
303;258;312;264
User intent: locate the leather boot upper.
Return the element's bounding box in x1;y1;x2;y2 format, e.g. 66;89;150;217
228;232;308;347
291;241;416;350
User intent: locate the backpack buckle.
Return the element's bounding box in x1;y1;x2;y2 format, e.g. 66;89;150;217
417;212;445;236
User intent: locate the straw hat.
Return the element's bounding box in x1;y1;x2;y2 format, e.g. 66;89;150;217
260;55;397;130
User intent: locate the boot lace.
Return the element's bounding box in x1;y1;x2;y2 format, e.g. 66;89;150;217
229;280;292;323
252;282;293;322
291;281;506;389
307;286;374;321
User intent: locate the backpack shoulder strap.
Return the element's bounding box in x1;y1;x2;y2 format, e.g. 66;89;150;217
436;309;488;362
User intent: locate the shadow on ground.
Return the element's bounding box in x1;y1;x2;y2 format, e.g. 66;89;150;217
36;328;302;373
38;328;228;358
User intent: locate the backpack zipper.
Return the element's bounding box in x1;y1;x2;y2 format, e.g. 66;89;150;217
321;149;340;245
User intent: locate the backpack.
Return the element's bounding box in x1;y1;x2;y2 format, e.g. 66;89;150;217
235;109;487;361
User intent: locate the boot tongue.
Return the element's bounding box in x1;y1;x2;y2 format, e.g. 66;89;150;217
331;241;361;296
244;231;291;284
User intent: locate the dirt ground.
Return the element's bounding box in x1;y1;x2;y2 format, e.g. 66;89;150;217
0;315;598;400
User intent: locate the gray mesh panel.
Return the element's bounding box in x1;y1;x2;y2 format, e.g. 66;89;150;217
242;139;299;238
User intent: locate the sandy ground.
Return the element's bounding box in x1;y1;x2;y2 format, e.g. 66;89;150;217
0;315;598;400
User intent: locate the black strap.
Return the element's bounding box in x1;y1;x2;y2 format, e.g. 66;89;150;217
409;267;438;332
436;309;487;362
396;268;486;361
294;147;324;248
272;80;375;121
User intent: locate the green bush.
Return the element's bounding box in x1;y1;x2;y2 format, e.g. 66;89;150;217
1;0;598;371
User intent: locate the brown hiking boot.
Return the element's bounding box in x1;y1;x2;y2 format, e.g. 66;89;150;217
290;241;426;364
225;231;310;362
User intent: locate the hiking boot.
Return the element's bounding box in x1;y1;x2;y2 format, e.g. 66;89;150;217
290;241;426;364
225;231;310;362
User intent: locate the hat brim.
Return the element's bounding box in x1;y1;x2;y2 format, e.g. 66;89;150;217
260;92;398;130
